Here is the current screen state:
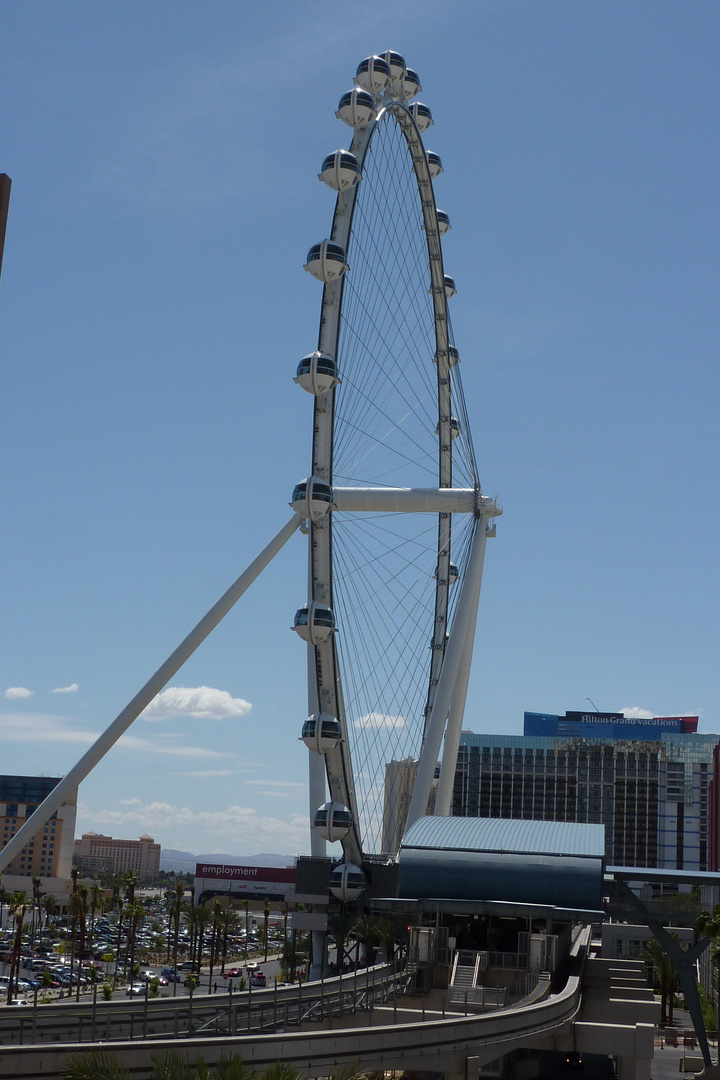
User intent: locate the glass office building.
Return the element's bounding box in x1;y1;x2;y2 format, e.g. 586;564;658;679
452;712;718;871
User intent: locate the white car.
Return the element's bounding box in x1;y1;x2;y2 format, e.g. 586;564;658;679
126;983;147;996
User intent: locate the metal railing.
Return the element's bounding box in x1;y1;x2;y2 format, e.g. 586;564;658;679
0;962;410;1048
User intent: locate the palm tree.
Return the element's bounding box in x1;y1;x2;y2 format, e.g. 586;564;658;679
71;865;80;894
74;886;89;1001
194;905;212;976
219;907;240;975
183;901;199;968
242;899;249;962
171;882;184;997
208;900;224;990
89;883;104;952
31;875;42;947
263;897;271;962
327;911;353;974
7;891;27;1005
697;903;720;1033
112;890;124;986
125;901;145;985
40;891;58;933
351;914;382;968
643;935;677;1026
67;889;86;1000
121;871;140;907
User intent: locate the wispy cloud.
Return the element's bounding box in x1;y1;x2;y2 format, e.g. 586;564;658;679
141;686;251;722
245;780;306;790
177;769;234;778
52;684;79;694
4;687;32;699
353;712;406;730
0;712;224;759
80;799;309;854
621;707;655;719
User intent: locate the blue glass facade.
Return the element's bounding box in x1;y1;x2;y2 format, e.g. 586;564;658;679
453;720;718;871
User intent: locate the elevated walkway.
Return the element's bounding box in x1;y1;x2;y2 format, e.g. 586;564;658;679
0;929;658;1080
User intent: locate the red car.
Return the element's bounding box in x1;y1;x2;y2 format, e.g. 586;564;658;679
222;967;244;980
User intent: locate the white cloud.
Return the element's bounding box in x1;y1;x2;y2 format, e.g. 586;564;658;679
141;686;252;722
4;687;33;699
0;712;224;759
52;684;79;694
177;769;234;778
0;712;92;744
353;712;406;730
81;800;310;855
245;780;307;789
621;707;655;720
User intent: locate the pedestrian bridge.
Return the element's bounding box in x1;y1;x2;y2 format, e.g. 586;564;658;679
0;927;657;1080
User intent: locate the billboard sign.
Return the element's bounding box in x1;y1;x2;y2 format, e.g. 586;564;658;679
194;863;295;899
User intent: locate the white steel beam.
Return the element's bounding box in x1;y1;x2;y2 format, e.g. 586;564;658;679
333;487;491;514
434;518;490;815
404;518;487;833
0;514;302;876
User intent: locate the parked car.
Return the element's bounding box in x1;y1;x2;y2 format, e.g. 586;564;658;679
126;983;147;997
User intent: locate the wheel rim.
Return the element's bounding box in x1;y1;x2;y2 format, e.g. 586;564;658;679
300;63;490;861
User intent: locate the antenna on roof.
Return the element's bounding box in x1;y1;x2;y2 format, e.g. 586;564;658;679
586;698;600;713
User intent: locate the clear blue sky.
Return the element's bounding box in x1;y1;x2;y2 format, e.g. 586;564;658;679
2;1;719;858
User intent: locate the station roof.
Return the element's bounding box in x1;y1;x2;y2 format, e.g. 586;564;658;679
401;815;606;859
397;816;605;913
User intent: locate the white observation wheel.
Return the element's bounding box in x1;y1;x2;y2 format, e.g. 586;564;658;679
293;52;501;888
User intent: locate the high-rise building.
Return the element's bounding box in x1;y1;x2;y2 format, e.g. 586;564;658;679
451;712;717;871
382;758;418;854
382;758;438;855
73;832;161;881
0;774;77;878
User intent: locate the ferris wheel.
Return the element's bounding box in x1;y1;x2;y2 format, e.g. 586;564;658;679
291;52;501;898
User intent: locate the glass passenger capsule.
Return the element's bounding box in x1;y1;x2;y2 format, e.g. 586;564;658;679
410;102;433;133
304;240;349;283
426;151;443;179
382;50;407;82
336;88;375;128
434;346;460;368
435;416;461;440
329;863;366;902
301;712;342;755
444;275;457;298
319;150;361;192
354;55;391;95
403;68;422;100
290;476;335;521
292;601;336;645
436;209;451;235
314;801;353;843
294;352;340;396
435;560;459;584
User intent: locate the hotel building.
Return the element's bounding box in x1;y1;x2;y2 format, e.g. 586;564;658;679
451;712;717;871
0;774;77;879
73;832;161;882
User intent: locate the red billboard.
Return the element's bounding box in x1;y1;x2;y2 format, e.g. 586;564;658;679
194;863;295;898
